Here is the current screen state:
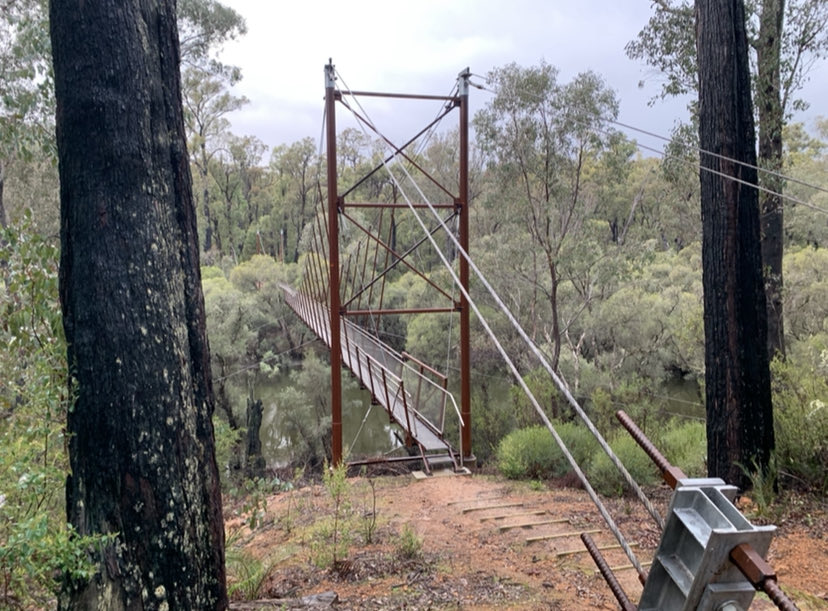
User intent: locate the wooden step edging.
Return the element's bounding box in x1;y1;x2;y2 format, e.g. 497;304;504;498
499;517;571;532
526;528;601;544
460;501;524;514
480;510;547;522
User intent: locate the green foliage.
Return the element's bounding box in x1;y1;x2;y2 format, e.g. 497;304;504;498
226;548;277;602
586;433;660;497
737;457;779;519
394;524;423;561
359;471;378;544
0;216;102;607
659;420;707;477
771;343;828;492
497;423;593;481
310;462;352;569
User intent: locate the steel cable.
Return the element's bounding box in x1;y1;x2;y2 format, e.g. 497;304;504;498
334;67;652;577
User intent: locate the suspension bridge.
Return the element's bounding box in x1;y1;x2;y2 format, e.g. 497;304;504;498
280;62;799;610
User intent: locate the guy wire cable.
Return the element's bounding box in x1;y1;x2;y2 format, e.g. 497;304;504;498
334;68;651;578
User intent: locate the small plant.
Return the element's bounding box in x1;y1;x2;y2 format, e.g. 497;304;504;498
359;469;378;544
240;478;269;529
225;543;278;601
395;524;423;560
738;457;779;518
310;461;352;569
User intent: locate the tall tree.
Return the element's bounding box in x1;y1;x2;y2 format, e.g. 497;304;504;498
627;0;828;358
474;63;621;372
756;0;786;357
50;0;227;607
696;0;774;488
0;0;54;229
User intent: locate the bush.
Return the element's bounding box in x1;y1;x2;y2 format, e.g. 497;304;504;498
497;426;559;480
771;347;828;492
497;422;595;480
660;420;707;477
0;217;102;607
587;433;661;497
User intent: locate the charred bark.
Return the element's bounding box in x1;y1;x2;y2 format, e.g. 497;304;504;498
756;0;786;359
245;397;266;480
696;0;775;489
51;0;227;608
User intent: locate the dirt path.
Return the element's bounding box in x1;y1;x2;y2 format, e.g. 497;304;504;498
227;473;828;610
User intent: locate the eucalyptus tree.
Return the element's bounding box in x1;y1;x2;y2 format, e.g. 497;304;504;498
0;0;54;229
696;0;774;488
627;0;828;358
270;138;321;263
50;0;227;605
178;0;249;255
473;62;625;373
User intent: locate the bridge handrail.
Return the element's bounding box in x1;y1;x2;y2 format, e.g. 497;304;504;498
344;319;463;429
283;287;464;458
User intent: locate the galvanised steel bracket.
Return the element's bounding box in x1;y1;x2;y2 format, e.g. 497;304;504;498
638;478;776;611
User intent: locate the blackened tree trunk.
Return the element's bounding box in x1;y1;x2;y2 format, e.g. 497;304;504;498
50;1;227;608
245;397;266;479
756;0;786;359
696;0;775;489
0;160;6;228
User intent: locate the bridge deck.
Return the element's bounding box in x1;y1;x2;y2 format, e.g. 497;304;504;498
283;286;459;460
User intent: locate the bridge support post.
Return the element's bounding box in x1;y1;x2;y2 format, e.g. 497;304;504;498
325;61;343;466
459;68;472;461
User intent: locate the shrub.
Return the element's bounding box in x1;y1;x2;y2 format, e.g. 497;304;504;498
497;422;595;480
660;420;707;477
395;524;423;560
0;217;103;607
771;347;828;492
587;433;661;497
497;426;561;480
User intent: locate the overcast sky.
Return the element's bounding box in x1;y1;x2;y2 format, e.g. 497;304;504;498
218;0;827;157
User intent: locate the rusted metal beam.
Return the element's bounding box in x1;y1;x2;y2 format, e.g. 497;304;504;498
458;68;472;460
325;62;343;466
581;533;637;611
344;307;456;316
343;202;456;209
340;89;458;102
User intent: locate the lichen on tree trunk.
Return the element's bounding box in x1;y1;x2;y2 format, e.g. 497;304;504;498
50;0;227;608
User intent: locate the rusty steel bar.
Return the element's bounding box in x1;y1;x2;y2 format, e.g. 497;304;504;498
617;410;800;611
730;544;799;611
344;307;456;316
343;202;456;209
581;533;638;610
325;62;343;466
340;89;458;101
616;409;687;489
458;68;472;459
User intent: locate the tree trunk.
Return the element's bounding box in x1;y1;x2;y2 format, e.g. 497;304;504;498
201;140;214;252
245;397;266;480
50;1;227;608
0;159;7;229
756;0;786;359
695;0;775;489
